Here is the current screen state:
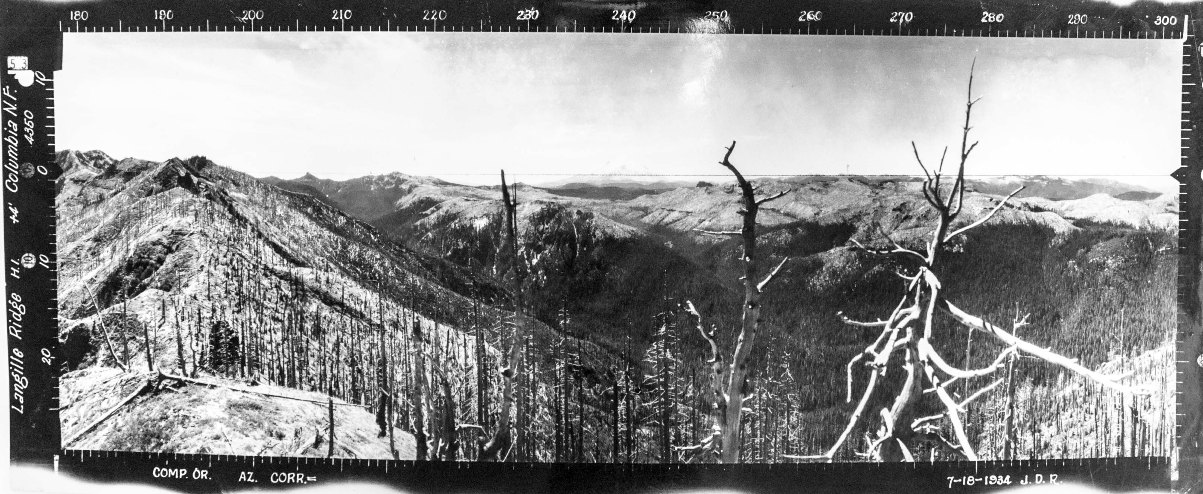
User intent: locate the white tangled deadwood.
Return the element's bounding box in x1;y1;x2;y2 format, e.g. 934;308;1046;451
678;141;790;463
786;63;1149;463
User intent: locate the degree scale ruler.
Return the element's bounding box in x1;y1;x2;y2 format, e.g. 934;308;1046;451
3;0;1203;492
15;0;1203;37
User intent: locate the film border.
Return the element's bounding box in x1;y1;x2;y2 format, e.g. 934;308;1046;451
1;0;1199;491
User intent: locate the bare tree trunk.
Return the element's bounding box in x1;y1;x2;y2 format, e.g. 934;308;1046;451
686;142;789;463
513;182;529;463
146;298;161;372
435;367;460;461
480;170;524;462
174;311;186;375
517;335;529;461
611;368;620;462
474;290;489;435
624;332;634;463
327;397;336;457
388;318;397;459
1003;348;1017;460
121;284;131;368
554;339;564;462
413;321;430;460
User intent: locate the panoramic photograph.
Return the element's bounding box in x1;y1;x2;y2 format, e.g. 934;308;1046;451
53;32;1178;462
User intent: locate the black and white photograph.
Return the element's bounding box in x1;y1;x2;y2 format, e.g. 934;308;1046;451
51;32;1179;464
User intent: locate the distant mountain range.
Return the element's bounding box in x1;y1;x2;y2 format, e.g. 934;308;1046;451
262;171;1176;244
965;175;1166;201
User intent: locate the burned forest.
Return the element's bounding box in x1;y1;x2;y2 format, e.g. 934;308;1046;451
56;71;1176;463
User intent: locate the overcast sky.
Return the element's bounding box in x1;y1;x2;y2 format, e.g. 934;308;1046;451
58;33;1179;189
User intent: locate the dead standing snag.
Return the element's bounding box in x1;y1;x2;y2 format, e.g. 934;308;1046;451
479;170;525;461
794;64;1149;463
680;141;790;463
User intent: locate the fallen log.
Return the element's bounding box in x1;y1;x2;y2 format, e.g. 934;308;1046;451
63;376;153;447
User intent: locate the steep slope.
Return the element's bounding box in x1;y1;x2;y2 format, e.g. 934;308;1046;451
58;150;505;341
56;150;621;458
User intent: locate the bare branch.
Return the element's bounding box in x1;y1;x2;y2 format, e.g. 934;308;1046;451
921;273;941;339
922;363;978;460
695;229;743;237
911;413;946;431
718;140;751;192
911;142;932;180
890;335;913;351
849;238;928;265
937;147;948;178
949;59;978;218
932;169;943;199
873;309;921;369
924;375;961;394
822;366;881;461
845;322;899;401
895;439;915;462
846;352;868;403
1012;304;1031;332
964;141;980;159
757;256;790;291
685;300;720;364
876;224;930;263
823;305;923;459
85;285;128;373
721;141;737;167
755;190;790;206
939;299;1151;395
944;186;1025;241
919;339;1014;380
920;181;939;211
946;147;972;218
957;378;1005;410
838;312;891;328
